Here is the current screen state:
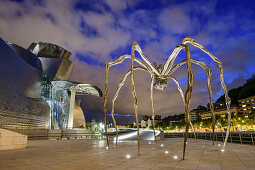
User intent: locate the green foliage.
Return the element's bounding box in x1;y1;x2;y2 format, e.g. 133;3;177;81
86;122;91;128
197;105;207;110
155;122;167;130
239;75;255;99
192;118;202;128
216;75;255;105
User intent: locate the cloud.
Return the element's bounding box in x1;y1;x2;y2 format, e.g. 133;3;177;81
159;7;191;34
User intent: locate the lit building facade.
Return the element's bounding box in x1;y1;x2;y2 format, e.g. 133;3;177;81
0;37;102;129
200;107;240;120
238;95;255;113
189;109;205;121
0;38;50;129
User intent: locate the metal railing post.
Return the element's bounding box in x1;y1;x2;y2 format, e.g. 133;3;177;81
239;134;242;144
251;134;254;146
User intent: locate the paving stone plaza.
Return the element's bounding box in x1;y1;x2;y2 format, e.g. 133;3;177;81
0;138;254;170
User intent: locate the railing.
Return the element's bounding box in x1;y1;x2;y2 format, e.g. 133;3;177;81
164;131;255;146
6;129;104;140
5;128;134;140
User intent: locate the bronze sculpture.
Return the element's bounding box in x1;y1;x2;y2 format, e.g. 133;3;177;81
102;36;231;160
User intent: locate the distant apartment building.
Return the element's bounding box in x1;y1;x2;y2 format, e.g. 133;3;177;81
238;95;255;113
200;106;240;119
142;115;162;123
189;108;206;121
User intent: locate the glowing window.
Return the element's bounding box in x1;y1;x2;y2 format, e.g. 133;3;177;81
243;109;247;111
242;105;246;107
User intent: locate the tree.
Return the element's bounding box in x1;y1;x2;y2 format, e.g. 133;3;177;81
216;75;255;105
197;105;207;110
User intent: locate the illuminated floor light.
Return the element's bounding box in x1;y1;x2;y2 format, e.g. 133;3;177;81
160;144;164;147
186;142;188;144
149;142;151;144
218;144;221;147
126;154;131;159
164;150;168;154
221;149;225;152
106;146;109;150
173;155;178;160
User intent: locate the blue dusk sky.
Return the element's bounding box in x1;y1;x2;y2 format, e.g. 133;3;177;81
0;0;255;123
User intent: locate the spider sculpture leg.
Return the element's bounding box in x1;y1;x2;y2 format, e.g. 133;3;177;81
170;59;215;145
131;42;141;155
103;55;152;149
163;37;230;148
157;44;193;160
150;75;157;142
183;45;194;160
103;42;157;154
103;62;110;148
168;75;197;142
181;36;231;149
111;66;149;146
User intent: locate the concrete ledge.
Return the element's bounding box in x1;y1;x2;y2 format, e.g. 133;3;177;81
0;129;27;150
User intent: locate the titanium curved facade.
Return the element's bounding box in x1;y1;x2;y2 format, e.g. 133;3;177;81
0;38;50;129
0;38;102;129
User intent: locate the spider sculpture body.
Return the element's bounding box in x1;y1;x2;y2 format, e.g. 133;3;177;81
102;36;231;160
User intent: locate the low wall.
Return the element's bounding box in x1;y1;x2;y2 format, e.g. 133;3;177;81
0;129;27;150
7;129;101;140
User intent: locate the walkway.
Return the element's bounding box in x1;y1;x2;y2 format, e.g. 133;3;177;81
0;138;254;169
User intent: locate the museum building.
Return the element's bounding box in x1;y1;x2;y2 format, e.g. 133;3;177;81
0;37;102;129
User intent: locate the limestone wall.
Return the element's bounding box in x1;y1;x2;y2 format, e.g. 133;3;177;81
0;129;27;150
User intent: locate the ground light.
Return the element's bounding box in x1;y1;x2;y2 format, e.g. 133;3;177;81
106;146;109;150
160;144;164;147
126;154;131;159
173;155;178;160
165;151;168;154
218;144;221;146
221;149;225;152
149;142;151;144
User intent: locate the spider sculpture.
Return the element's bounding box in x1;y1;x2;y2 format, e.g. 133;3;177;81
102;36;231;160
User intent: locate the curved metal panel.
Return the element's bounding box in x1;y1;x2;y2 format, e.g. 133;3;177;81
51;80;103;97
6;42;43;72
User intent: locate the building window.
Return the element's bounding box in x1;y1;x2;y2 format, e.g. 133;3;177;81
241;101;245;103
243;109;247;111
242;105;246;107
246;100;250;102
251;99;254;102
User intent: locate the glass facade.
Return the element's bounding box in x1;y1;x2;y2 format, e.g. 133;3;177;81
41;75;70;129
